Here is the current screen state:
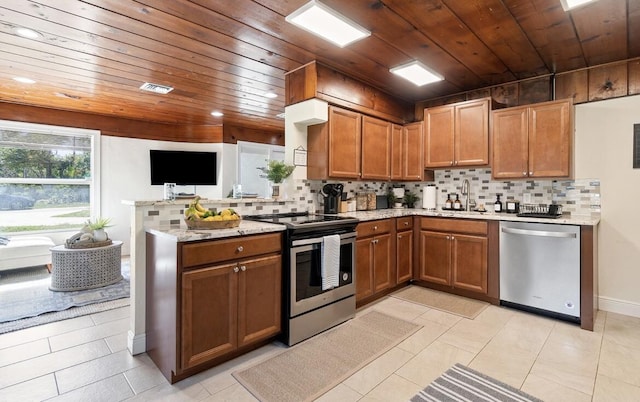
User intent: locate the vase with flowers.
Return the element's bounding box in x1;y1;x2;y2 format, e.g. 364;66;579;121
257;160;295;199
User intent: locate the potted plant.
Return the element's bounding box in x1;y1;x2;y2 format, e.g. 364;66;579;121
387;188;402;208
403;191;420;209
85;217;112;242
257;160;295;198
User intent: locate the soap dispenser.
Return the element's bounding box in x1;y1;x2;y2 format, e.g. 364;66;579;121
494;194;503;213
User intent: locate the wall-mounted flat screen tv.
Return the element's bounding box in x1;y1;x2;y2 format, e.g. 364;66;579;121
150;150;217;185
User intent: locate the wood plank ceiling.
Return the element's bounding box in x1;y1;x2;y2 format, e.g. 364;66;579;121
0;0;637;133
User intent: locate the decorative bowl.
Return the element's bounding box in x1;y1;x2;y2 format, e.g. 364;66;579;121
184;218;241;230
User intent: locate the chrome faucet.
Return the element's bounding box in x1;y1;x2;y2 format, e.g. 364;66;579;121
461;179;470;211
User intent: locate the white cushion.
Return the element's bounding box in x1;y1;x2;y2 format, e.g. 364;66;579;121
0;236;55;271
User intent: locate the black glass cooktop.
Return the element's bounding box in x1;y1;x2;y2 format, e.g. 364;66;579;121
244;212;358;228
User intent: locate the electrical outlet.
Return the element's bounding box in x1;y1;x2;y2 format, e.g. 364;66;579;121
522;193;532;204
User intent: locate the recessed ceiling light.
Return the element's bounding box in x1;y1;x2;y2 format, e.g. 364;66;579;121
14;27;42;39
286;0;370;48
13;77;36;84
264;92;278;99
211;111;224;117
560;0;597;11
139;82;173;94
390;61;444;87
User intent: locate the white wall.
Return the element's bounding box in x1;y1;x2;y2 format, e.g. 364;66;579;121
101;136;225;254
575;95;640;316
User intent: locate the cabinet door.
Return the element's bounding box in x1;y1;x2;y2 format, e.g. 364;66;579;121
396;229;413;283
492;107;529;179
528;100;572;178
451;234;488;294
373;233;393;293
425;105;455;167
356;237;374;301
390;124;403;181
404;122;424;180
237;254;282;347
328;106;361;178
361;115;391;180
181;263;238;370
419;231;451;285
455;99;489;166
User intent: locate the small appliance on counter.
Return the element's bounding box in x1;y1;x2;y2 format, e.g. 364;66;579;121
516;203;563;218
321;183;343;214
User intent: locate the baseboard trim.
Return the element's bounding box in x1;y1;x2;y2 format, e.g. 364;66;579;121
128;331;146;355
598;296;640;319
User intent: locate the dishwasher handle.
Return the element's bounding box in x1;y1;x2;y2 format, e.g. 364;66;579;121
501;227;577;238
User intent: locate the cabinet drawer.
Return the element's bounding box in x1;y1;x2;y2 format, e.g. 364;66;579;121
357;219;392;238
420;217;487;235
396;216;413;231
181;233;282;268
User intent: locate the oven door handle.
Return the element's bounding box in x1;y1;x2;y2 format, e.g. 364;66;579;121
291;232;357;247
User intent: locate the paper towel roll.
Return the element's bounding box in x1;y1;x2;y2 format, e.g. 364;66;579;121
423;185;436;210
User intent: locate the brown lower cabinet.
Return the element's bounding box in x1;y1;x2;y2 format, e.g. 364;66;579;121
418;217;488;295
396;216;414;283
356;219;393;303
146;231;282;383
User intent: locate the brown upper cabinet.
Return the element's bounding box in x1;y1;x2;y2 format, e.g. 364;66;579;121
361;115;392;180
308;106;361;179
424;98;490;169
492;99;573;180
309;105;413;181
391;122;424;181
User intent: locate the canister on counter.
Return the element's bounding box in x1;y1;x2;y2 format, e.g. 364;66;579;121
367;191;376;210
356;193;368;211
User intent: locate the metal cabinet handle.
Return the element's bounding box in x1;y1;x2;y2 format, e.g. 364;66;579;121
501;227;577;238
523;172;527;176
237;246;244;252
451;236;455;240
404;222;409;226
233;266;240;273
373;226;378;230
529;171;533;175
240;265;246;271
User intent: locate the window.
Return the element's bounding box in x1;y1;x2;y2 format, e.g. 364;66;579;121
0;120;100;234
237;141;284;198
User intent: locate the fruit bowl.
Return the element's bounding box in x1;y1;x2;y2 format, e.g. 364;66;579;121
184;217;241;230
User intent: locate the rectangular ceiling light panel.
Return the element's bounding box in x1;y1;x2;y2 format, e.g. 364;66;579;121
390;61;444;86
560;0;597;11
286;1;370;48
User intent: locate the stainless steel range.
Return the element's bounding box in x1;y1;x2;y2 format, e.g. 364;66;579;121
245;212;358;345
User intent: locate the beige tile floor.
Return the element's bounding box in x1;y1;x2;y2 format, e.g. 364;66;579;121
1;291;640;401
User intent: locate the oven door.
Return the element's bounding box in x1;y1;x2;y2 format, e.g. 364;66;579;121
289;232;356;317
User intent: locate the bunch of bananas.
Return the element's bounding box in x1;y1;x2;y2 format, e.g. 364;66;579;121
184;196;240;221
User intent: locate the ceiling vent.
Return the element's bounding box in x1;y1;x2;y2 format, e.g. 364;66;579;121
139;82;174;94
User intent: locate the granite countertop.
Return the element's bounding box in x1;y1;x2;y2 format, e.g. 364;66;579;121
123;198;292;207
146;208;599;242
338;209;600;226
146;220;286;242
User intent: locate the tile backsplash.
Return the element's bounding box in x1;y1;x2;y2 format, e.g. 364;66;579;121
143;170;600;226
309;169;600;216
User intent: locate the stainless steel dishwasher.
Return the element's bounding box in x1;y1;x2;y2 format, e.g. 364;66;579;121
500;221;581;323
